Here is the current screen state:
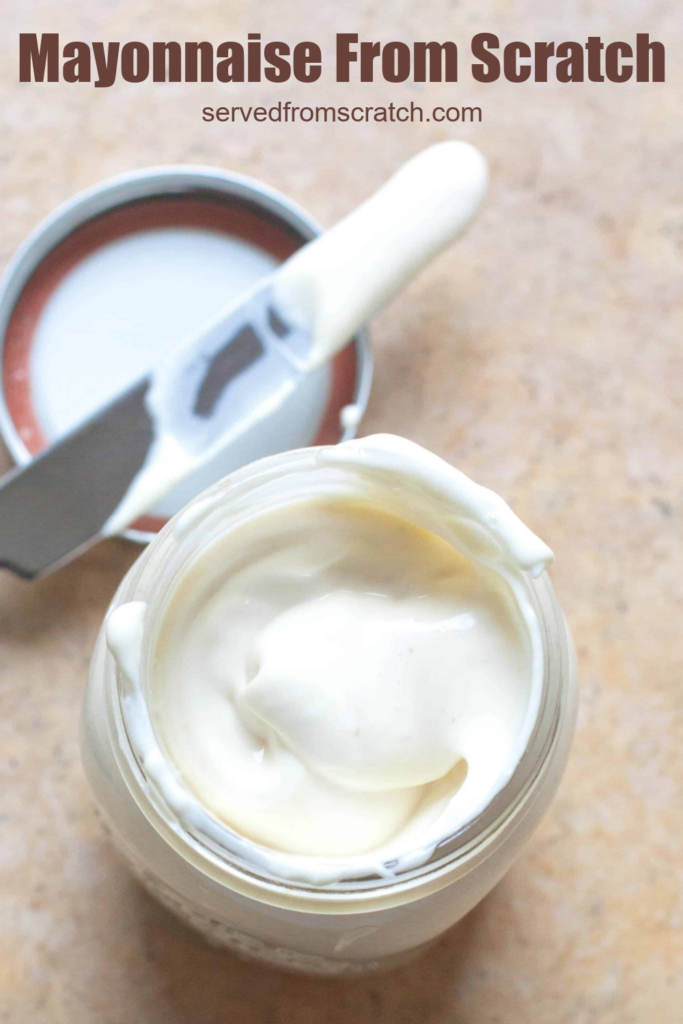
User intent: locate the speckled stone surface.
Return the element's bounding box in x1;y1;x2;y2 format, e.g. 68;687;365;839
0;2;682;1021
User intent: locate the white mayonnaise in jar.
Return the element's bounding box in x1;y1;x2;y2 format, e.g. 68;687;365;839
82;435;577;976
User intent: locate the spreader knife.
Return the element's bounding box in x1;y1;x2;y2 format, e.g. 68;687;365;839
0;142;488;578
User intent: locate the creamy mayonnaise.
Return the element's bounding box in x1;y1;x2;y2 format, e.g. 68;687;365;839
106;434;553;884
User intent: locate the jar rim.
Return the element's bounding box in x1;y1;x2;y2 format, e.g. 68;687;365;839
106;445;571;903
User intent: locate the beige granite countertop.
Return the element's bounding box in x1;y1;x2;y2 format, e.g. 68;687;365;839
1;1;682;1021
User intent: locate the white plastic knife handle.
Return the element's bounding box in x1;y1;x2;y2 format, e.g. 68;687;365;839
273;141;488;370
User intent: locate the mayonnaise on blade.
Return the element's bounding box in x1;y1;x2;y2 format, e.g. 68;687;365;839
101;143;487;536
106;435;552;884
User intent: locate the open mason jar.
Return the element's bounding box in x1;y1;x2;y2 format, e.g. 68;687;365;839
82;443;577;976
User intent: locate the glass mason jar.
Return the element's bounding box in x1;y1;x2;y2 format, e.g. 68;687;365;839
82;445;578;977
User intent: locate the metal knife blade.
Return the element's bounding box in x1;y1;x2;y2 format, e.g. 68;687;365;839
0;281;308;578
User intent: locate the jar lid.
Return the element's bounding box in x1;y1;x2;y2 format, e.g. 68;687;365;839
0;166;372;542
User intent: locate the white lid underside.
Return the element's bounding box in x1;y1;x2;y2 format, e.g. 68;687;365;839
29;225;331;519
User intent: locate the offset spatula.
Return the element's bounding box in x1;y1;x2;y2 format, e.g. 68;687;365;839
0;142;488;578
